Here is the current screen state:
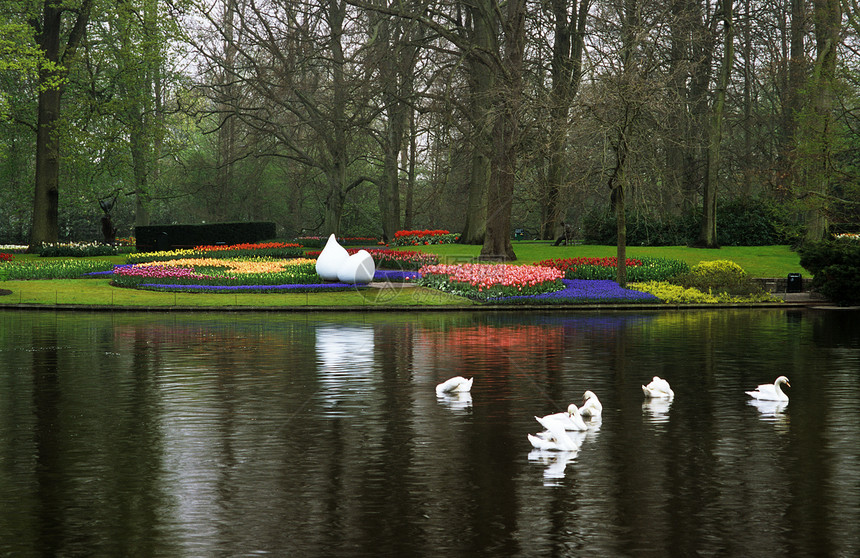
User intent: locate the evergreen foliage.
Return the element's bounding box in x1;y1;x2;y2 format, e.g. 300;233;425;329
799;240;860;306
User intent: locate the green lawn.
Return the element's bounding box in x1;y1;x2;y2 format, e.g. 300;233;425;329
0;279;472;308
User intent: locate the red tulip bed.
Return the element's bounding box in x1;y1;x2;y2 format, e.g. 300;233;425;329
390;229;460;247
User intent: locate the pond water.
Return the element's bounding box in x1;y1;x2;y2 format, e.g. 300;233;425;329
1;308;858;557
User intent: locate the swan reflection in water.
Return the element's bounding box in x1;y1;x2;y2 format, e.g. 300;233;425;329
527;418;602;483
528;449;581;485
747;398;789;431
642;398;673;423
436;391;473;412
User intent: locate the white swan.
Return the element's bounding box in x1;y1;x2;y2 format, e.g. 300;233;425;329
746;375;790;402
528;416;584;451
580;390;603;419
435;376;473;396
642;376;674;399
537;403;588;431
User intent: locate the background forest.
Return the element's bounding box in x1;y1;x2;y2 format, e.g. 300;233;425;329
1;0;858;256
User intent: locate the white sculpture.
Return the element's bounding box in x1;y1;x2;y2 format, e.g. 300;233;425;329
315;234;376;284
315;234;350;281
337;249;376;284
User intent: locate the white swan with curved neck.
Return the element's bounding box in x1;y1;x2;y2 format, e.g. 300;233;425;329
580;390;602;419
746;375;790;402
642;376;674;400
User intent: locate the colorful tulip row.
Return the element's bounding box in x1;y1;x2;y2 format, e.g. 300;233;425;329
305;248;439;270
537;257;644;272
127;243;305;264
537;256;690;282
418;263;565;301
111;258;322;289
390;229;460;246
194;242;302;251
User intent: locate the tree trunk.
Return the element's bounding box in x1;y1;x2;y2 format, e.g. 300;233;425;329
31;85;61;246
698;0;734;248
460;0;494;245
30;1;93;247
324;0;349;237
480;0;526;261
541;0;589;240
609;131;629;287
803;0;840;242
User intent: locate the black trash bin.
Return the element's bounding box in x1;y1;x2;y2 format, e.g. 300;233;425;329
786;273;803;293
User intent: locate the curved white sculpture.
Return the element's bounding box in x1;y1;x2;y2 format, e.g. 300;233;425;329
337;249;376;284
315;234;350;281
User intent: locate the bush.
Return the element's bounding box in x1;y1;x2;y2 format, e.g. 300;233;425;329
799;240;860;306
135;222;277;252
670;260;766;296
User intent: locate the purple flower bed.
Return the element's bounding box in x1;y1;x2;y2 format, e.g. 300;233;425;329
374;270;420;281
486;279;660;304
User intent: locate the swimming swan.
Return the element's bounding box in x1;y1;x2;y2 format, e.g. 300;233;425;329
435;376;473;396
745;375;790;402
642;376;674;400
580;390;603;419
528;416;584;451
537;404;588;431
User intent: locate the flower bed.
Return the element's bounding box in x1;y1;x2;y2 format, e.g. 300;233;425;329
487;279;661;304
37;241;122;257
390;229;459;246
305;248;438;271
0;253;13;262
127;242;304;264
418;263;565;301
537;256;689;281
111;257;344;291
1;258;116;280
629;281;780;304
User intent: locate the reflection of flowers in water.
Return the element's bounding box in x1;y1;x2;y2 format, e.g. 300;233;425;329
436;391;473;413
642;399;673;423
315;325;375;410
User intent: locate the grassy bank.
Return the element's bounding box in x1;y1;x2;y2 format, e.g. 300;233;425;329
0;279;472;308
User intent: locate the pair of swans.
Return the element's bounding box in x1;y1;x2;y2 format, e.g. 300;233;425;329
642;375;791;403
528;391;602;451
